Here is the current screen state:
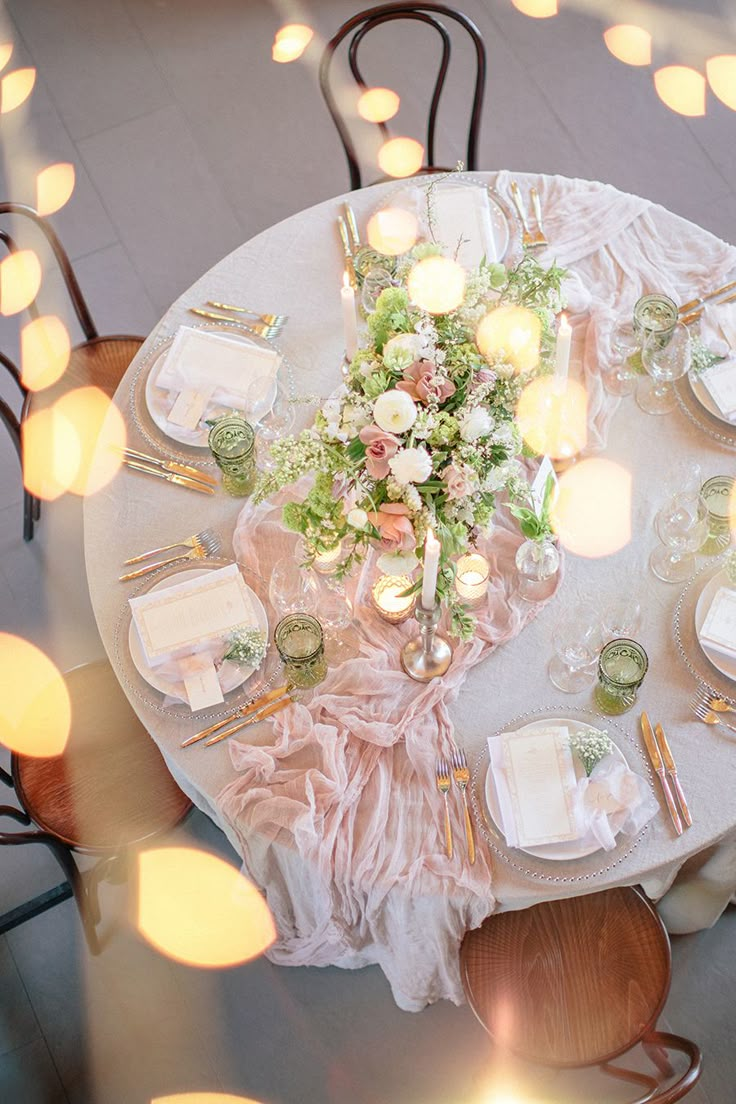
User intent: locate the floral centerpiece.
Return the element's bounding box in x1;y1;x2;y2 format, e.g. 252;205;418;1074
255;241;566;639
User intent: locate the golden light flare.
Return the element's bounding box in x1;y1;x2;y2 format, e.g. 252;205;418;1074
476;305;541;374
706;55;736;111
516;377;588;459
550;458;632;558
152;1095;265;1104
358;86;400;123
35;162;76;217
0;249;42;315
0;634;70;757
137;848;277;968
54;386;126;497
22;405;81;501
730;479;736;536
272;23;313;63
21;315;71;391
0;43;13;73
367;207;418;256
511;0;558;17
0;66;36;113
654;66;706;117
603;25;652;67
377;136;424;179
407;255;466;314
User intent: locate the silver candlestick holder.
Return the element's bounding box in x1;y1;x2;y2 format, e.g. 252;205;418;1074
400;603;453;682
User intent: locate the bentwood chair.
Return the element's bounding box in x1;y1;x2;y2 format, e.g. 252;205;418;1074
0;202;144;540
0;660;192;953
319;3;486;190
461;887;702;1102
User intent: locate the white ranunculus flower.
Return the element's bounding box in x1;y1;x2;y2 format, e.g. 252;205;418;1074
495;362;515;380
460;406;493;442
347;508;368;530
388;446;432;485
382;333;423;372
377;550;419;575
373;389;417;434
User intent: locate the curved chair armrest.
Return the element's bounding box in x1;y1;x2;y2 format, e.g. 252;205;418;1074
0;765;13;788
643;1031;702;1103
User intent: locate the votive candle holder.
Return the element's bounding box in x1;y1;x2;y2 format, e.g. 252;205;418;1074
371;574;416;625
454;553;490;607
312;543;343;575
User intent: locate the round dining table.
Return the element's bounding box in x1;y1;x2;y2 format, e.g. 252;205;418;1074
85;171;736;1012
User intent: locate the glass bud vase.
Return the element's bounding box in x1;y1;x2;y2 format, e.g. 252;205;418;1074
516;537;560;602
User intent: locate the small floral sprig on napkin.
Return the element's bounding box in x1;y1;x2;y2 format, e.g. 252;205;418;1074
223;627;267;667
569;728;613;776
690;334;727;377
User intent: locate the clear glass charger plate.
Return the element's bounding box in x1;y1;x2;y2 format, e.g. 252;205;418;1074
469;705;654;884
128;319;297;466
113;556;283;721
673;556;736;704
371;171;518;266
675;372;736;450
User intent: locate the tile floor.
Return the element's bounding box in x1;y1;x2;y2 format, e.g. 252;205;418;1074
0;0;734;1100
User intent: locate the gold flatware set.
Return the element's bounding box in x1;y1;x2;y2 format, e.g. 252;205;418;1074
119;447;216;495
679;278;736;325
188;301;287;337
690;688;736;734
119;528;221;581
641;712;691;836
181;683;294;748
509;179;548;249
435;749;475;863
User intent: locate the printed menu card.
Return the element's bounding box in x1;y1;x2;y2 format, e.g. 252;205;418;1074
700;359;736;421
700;586;736;659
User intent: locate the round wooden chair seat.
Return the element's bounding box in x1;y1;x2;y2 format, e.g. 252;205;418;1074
13;661;191;851
30;335;143;409
460;887;671;1067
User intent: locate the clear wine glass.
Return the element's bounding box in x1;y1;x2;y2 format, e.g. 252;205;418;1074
650;491;709;583
268;556;318;618
245;374;278;424
548;603;606;693
319;589;361;663
257;380;295;471
603;320;640;397
601;594;643;641
637;321;691;415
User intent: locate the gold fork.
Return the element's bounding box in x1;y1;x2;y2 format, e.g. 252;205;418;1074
119;540;214;582
451;748;475;865
691;688;736;714
123;527;218;566
435;760;453;859
690;698;736;734
206;301;288;327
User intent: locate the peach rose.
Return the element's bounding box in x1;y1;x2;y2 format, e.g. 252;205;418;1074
396;359;456;405
367;502;415;552
442;463;476;501
359;424;400;479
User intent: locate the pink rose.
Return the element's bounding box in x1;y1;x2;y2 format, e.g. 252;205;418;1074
359;424;400;479
366;502;415;552
396;359;456;405
442;463;476;501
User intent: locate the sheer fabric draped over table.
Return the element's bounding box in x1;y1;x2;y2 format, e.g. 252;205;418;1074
84;172;736;1012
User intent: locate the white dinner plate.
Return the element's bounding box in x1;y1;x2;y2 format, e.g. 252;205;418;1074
143;330;275;448
694;568;736;682
373;175;510;265
484;717;626;861
128;565;269;704
687;369;736;427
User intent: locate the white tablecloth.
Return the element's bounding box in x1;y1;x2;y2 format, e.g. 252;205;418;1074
84;172;736;1011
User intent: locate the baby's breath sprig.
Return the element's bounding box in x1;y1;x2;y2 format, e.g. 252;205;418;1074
568;729;613;776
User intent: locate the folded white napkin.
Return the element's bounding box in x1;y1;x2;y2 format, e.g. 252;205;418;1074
699;359;736;422
488;727;658;852
429;184;497;268
700;586;736;659
156;326;280;411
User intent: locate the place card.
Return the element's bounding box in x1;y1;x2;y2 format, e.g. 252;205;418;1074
156;326;281;407
531;455;557;514
700;359;736;421
700;586;736;659
178;653;224;710
431;185;496;269
500;726;580;847
130;564;254;666
167;384;216;429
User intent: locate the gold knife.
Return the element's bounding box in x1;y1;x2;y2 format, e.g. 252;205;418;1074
122;447;217;486
181;684;291;747
343;203;360;250
641;712;683;835
122;458;215;495
654;722;692;828
337;216;357;287
681;290;736;326
679;278;736;315
204;695;293;746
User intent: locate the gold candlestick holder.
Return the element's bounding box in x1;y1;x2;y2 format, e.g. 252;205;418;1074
400;603;453;682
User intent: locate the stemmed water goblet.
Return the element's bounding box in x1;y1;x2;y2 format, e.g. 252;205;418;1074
548;602;606;693
603;320;640;397
257;379;295;471
268;556;318;619
245;374;278;424
636;321;691;415
650;490;709;583
319;588;361;663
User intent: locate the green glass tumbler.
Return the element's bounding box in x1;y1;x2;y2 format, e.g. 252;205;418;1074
274;613;327;689
699;476;734;556
594;638;648;715
632;293;678;349
208;415;256;497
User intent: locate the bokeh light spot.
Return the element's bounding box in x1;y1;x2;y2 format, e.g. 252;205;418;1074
551;458;632;557
378;137;424;179
36;162;76;217
604;25;652;67
22;405;81;501
137;847;277;968
0;634;70;757
153;1095;265;1104
358;87;400;123
654;66;706;117
0;66;36;113
0;249;42;315
367;208;418;256
512;0;558;17
272;24;313;63
477;305;541;374
54;386;126;497
0;43;13;73
407;255;465;314
516;376;588;459
21;315;71;391
706;55;736;111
